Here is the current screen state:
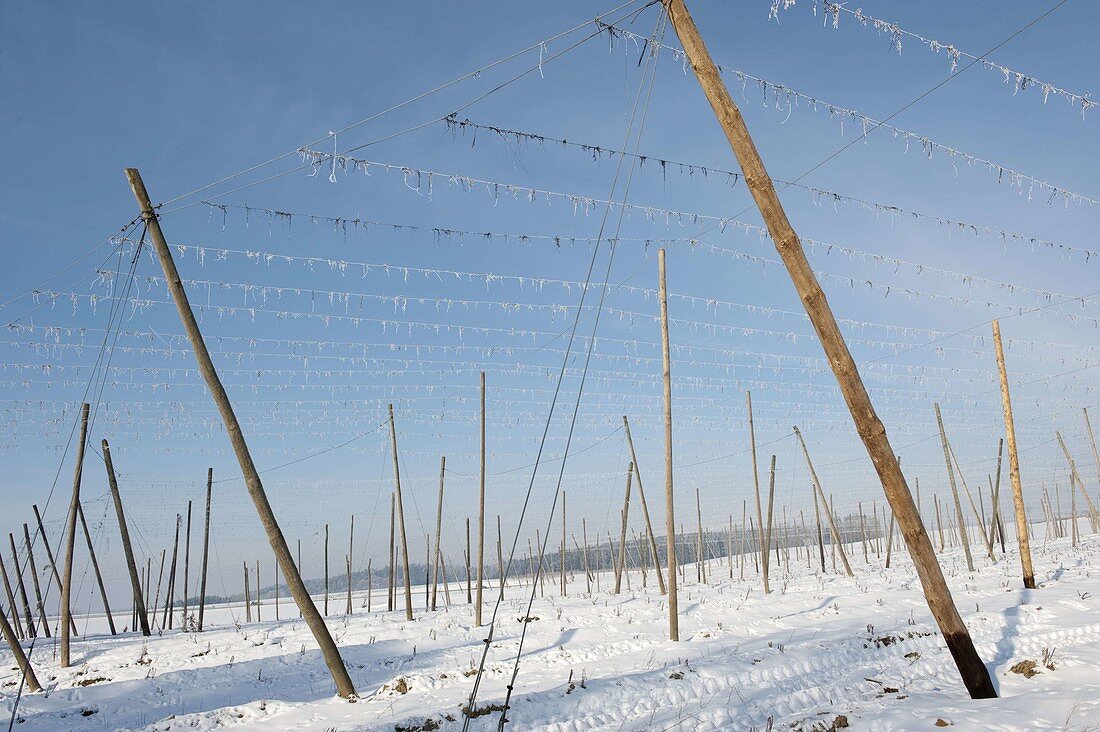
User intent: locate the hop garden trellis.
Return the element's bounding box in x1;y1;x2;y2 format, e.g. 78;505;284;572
0;0;1098;723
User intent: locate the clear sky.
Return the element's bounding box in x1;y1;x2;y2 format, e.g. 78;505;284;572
1;0;1098;610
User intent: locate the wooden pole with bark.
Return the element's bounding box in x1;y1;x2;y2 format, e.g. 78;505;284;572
59;401;89;667
622;416;667;594
432;455;446;611
75;504;116;634
102;441;149;635
747;391;767;592
387;404;414;621
9;534;35;638
476;371;486;625
934;403;975;572
0;601;40;693
658;248;678;641
614;462;633;594
22;525;51;638
662;0;995;697
793;427;853;576
198;468;213;631
124;168;355;697
992;319;1036;590
0;554;23;640
30;504;75;636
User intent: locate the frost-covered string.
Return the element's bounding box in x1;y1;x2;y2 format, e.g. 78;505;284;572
598;21;1099;207
441;116;1098;263
769;0;1095;120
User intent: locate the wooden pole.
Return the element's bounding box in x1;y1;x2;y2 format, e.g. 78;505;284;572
0;554;24;640
9;535;35;638
496;515;506;599
934;404;975;572
243;562;252;623
658;248;678;641
793;427;853;576
1056;431;1100;533
163;515;181;629
255;559;261;621
614;462;633;594
1084;408;1100;489
182;499;192;625
622;416;666;594
662;2;995;698
387;404;414;621
346;515;354;615
125;169;354;696
30;504;75;636
151;549;166;629
198;468;213;631
992;320;1036;589
75;504;116;634
323;523;330;616
387;492;395;612
560;493;567;596
747;391;767;592
465;518;472;604
101;441;150;635
696;488;705;584
22;525;51;638
432;455;446;612
0;599;40;693
763;456;777;593
476;371;486;626
59;401;89;667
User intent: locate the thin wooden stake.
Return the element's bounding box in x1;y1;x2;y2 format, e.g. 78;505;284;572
793;427;852;576
243;562;251;623
935;404;975;572
22;525;50;638
8;534;35;638
387;404;414;621
476;371;486;625
432;455;446;612
0;554;23;640
614;462;633;594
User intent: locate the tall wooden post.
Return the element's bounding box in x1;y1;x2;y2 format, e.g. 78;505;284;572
346;515;354;615
763;455;777;594
387;493;395;611
1084;408;1100;488
992;320;1035;590
22;525;51;637
614;462;633;594
102;441;149;635
476;371;486;626
75;504;116;634
658;248;678;641
560;493;567;596
432;455;446;611
387;404;414;621
60;401;89;667
465;518;472;603
662;2;995;697
163;515;180;629
747;391;767;592
182;500;192;623
243;562;252;623
622;416;667;594
1056;432;1100;532
323;523;330;615
124;169;355;697
198;468;213;631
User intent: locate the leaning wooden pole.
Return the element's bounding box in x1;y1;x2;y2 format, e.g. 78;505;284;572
198;467;213;631
59;401;89;668
793;427;853;576
746;391;767;592
658;248;678;641
0;600;40;693
662;1;995;698
102;440;150;635
124;169;355;698
76;502;116;634
934;404;975;572
387;404;414;621
622;416;667;594
1084;408;1100;488
614;462;633;594
992;320;1035;590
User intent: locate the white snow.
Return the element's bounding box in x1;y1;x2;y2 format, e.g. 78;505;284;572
3;531;1099;731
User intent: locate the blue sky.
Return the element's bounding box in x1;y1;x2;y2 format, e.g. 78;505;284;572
1;0;1098;607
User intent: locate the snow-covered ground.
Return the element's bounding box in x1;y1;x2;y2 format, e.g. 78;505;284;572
3;531;1099;731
